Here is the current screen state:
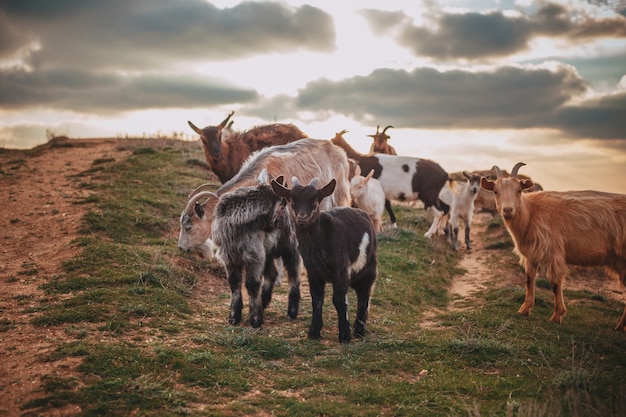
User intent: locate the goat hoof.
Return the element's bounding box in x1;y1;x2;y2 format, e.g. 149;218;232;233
229;316;241;325
308;330;321;340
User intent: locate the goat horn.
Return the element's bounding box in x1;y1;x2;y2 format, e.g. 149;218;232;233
491;165;504;179
292;176;300;187
188;121;202;135
217;111;235;129
382;125;394;134
511;162;526;178
187;183;216;200
184;191;218;215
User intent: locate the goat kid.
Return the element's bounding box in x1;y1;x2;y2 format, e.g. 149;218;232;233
210;171;301;328
271;177;378;343
350;165;386;233
481;162;626;330
433;171;482;250
188;111;307;183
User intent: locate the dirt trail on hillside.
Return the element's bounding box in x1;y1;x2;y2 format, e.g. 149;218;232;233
1;138;624;416
0;139;131;416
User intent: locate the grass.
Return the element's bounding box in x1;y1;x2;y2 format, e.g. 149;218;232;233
16;140;626;416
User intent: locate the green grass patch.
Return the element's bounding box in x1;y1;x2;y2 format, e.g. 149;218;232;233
20;142;626;417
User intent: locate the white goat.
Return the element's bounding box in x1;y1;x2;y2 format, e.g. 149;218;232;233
426;171;482;250
445;171;482;250
350;165;386;233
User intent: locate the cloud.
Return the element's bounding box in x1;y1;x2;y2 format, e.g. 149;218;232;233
360;2;626;60
289;64;586;126
552;91;626;139
0;68;258;112
0;0;336;70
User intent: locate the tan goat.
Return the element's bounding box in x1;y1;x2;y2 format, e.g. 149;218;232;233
481;162;626;330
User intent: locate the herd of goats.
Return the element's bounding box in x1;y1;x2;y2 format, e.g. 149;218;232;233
177;111;626;343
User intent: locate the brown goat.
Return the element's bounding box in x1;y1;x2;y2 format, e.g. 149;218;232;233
481;162;626;330
188;111;307;183
367;125;396;155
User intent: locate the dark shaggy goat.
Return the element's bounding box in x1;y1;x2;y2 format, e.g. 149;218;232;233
188;111;307;183
271;177;378;343
210;173;301;328
331;130;449;229
481;162;626;330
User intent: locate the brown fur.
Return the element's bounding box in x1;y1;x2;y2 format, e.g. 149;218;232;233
189;112;307;183
367;125;396;155
481;164;626;330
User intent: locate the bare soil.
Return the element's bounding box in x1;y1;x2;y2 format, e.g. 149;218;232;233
1;138;624;416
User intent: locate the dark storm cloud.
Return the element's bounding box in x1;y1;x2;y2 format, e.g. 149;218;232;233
0;0;336;70
552;92;626;139
294;65;586;128
275;64;623;139
0;68;258;112
360;3;626;60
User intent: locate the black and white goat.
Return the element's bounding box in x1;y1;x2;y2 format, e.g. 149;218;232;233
210;170;301;328
331;131;449;230
271;176;378;343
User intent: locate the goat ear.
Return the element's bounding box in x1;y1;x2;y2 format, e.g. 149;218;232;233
354;165;361;177
365;169;375;181
271;179;290;199
194;202;205;218
463;171;471;180
480;177;495;191
318;179;336;201
520;179;534;190
275;175;286;187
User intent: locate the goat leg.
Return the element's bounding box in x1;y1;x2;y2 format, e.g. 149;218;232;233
245;264;265;329
353;285;372;338
283;251;301;320
332;283;351;344
308;278;325;339
518;265;537;316
228;269;244;325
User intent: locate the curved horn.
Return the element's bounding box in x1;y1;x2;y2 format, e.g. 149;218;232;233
511;162;526;178
491;165;504;179
382;125;394;135
188;120;203;135
336;129;348;137
217;111;235;129
186;183;216;200
184;191;218;215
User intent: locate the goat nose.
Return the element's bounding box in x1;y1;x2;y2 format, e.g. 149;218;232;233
502;207;513;218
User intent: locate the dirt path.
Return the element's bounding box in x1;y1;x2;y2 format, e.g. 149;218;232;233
0;138;131;416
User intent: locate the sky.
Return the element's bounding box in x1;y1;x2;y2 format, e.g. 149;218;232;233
1;0;625;193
